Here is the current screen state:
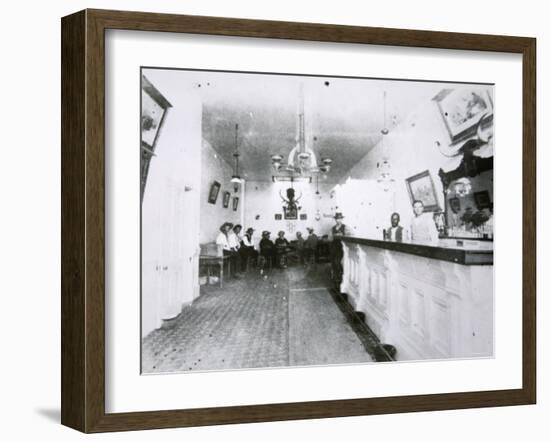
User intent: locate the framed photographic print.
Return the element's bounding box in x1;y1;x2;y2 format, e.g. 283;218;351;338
222;191;231;208
405;170;440;212
433;87;494;143
208;180;221;204
300;213;307;220
474;190;492;209
284;205;298;220
62;8;535;433
140;75;172;200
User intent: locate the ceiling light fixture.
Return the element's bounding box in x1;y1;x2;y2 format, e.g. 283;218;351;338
271;83;332;179
231;123;242;191
377;91;395;192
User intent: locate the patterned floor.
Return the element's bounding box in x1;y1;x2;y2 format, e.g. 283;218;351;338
141;264;373;373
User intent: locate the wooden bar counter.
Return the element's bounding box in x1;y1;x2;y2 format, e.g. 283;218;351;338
340;236;494;361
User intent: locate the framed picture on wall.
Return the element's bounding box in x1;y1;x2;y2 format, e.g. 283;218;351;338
222;191;231;208
232;196;239;211
140;75;172;201
433;88;494;144
474;190;492;209
300;213;307;220
405;170;440;212
208;181;221;204
284;206;298;220
62;8;535;434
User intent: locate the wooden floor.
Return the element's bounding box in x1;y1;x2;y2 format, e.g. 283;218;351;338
141;263;373;373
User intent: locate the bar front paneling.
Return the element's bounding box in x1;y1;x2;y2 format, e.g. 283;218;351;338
341;236;493;361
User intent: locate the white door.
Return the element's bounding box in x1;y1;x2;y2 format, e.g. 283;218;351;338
141;74;202;338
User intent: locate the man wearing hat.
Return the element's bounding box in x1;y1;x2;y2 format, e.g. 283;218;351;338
215;222;233;251
215;222;241;277
274;230;291;268
239;227;258;271
259;230;275;272
304;227;318;266
330;213;348;287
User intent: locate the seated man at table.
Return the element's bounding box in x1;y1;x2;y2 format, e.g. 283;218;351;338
274;230;291;268
240;227;258;271
228;224;244;272
215;222;241;278
259;230;275;273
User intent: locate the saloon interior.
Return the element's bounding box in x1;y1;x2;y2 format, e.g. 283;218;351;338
141;68;494;373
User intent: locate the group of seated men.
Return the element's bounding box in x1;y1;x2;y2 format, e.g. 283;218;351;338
215;222;322;276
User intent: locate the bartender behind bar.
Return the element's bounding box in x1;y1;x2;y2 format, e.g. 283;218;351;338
410;200;439;243
383;212;404;242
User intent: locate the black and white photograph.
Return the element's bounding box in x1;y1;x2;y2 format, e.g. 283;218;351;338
140;68;495;374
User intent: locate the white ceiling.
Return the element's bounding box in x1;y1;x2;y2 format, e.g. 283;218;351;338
146;69;446;183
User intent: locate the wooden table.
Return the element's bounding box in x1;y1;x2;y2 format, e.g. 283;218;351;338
199;254;231;288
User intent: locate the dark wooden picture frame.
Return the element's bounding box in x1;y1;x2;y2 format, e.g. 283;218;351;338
405;170;440;212
222;191;231;208
140;75;172;201
62;9;536;433
474;190;492;210
433;87;494;144
232;196;239;211
284;205;298;220
208;180;221;204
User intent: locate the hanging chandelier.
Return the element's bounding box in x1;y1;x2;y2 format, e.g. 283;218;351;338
271;83;332;177
231;123;242;192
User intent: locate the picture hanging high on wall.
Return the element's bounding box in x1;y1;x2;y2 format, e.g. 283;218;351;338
222;191;231;208
405;170;440;212
208;181;221;204
433;88;494;144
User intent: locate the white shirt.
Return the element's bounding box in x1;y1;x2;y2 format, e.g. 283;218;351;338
387;226;399;241
242;235;255;248
410;213;439;243
215;232;231;251
227;231;241;250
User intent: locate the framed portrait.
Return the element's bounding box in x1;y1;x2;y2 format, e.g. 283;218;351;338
433;87;494;143
208;181;221;204
222;191;231;208
61;9;535;433
141;75;171;149
405;170;440;212
284;206;298;220
300;213;307;220
140;75;171;200
474;190;492;210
